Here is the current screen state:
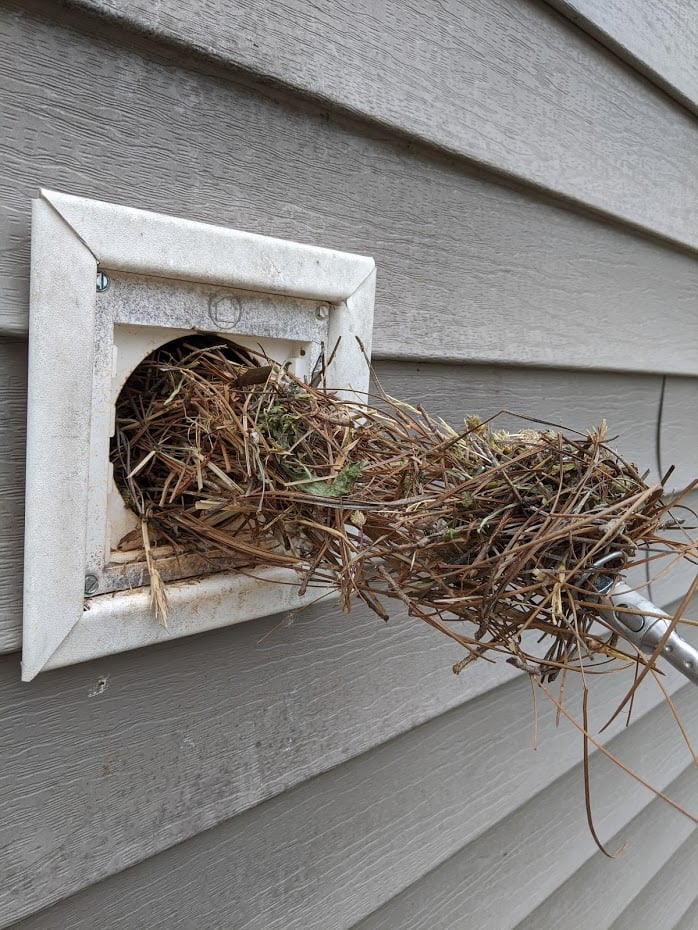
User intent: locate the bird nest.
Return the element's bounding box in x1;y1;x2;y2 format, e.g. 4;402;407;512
111;338;695;687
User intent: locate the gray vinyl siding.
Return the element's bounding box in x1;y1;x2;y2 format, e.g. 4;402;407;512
1;0;696;927
8;675;698;930
608;830;698;930
0;340;25;653
544;0;698;111
355;736;698;930
516;770;698;930
63;0;698;248
4;9;698;375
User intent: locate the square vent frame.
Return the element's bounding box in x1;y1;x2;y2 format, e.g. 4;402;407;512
23;189;375;680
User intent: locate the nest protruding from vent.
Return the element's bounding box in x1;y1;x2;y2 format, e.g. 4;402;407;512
111;341;695;686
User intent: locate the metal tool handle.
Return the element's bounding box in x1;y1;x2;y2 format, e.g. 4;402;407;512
597;580;698;686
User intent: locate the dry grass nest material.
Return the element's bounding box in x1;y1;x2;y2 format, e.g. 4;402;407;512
112;339;697;688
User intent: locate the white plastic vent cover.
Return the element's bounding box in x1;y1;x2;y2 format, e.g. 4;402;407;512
23;190;375;680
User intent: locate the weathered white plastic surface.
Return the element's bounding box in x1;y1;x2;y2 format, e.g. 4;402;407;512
23;189;375;680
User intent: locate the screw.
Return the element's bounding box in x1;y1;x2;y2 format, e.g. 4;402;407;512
84;574;99;596
316;303;330;321
96;271;110;293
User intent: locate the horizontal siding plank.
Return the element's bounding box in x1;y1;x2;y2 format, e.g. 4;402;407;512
0;600;517;928
357;719;698;930
659;377;698;492
545;0;698;111
65;0;698;248
6;663;697;929
609;830;698;930
0;349;666;654
2;3;698;376
376;362;663;480
516;774;698;929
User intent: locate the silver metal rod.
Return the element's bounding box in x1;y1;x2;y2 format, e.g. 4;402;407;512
597;580;698;686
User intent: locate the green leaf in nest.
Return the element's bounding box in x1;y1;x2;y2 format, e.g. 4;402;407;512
290;461;365;498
